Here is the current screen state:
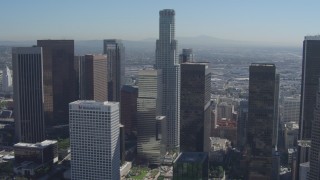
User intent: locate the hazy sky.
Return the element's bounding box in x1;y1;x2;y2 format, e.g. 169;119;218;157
1;0;320;45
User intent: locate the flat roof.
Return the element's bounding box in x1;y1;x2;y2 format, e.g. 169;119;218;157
70;100;118;106
305;35;320;40
14;140;57;149
175;152;208;164
297;140;311;147
250;63;275;67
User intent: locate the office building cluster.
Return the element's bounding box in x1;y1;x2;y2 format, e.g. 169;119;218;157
3;8;320;180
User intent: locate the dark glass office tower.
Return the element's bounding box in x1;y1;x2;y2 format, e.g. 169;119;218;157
237;100;248;150
103;39;125;102
179;48;194;63
297;36;320;170
37;40;77;127
180;62;211;152
308;79;320;180
120;85;138;134
12;47;45;143
247;63;277;179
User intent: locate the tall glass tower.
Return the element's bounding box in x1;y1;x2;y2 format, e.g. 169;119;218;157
294;36;320;179
155;9;180;150
12;47;45;143
103;39;125;102
137;69;162;164
247;63;278;179
308;79;320;180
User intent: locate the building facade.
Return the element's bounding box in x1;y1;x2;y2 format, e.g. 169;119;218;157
298;36;320;173
79;54;108;101
173;152;209;180
37;40;77;127
155;9;181;150
103;39;125;102
180;62;211;152
120;85;138;134
12;47;45;143
237;100;248;150
2;66;12;93
179;48;194;63
282;96;300;123
308;80;320;180
247;63;277;179
69;100;120;180
137;69;163;164
14;140;58;164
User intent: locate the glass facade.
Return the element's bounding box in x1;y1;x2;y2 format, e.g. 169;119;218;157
173;152;209;180
37;40;77;127
180;63;211;152
247;63;277;179
155;9;181;150
12;47;45;143
137;69;162;164
103;39;125;102
247;63;276;157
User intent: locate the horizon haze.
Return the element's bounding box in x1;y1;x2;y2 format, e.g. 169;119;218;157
1;0;320;46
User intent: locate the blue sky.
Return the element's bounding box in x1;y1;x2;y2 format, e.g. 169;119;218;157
1;0;320;45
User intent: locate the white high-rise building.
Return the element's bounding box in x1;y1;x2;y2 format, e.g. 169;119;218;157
155;9;180;150
2;66;12;92
282;96;300;123
69;100;120;180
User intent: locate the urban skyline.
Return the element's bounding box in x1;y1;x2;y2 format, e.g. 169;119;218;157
1;1;320;46
1;5;320;179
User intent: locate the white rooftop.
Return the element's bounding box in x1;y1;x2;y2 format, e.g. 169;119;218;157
70;100;118;106
14;140;57;149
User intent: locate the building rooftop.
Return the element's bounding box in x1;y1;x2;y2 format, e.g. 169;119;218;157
14;140;57;149
305;35;320;40
121;85;138;93
250;63;275;67
300;161;310;168
297;140;311;148
70;100;118;106
175;152;208;164
288;148;296;154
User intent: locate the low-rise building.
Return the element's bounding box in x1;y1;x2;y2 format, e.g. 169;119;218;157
209;137;230;162
13;140;58;177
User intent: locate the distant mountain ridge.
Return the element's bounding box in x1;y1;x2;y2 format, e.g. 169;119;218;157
0;35;299;55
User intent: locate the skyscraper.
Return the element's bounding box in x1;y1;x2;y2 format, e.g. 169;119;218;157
247;63;277;179
12;47;45;143
2;66;12;93
69;100;120;180
79;54;108;101
298;36;320;168
237;100;248;150
155;9;181;150
137;69;163;164
179;48;194;63
180;62;211;152
37;40;77;127
103;39;125;102
120;85;138;134
282;96;300;123
308;82;320;180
